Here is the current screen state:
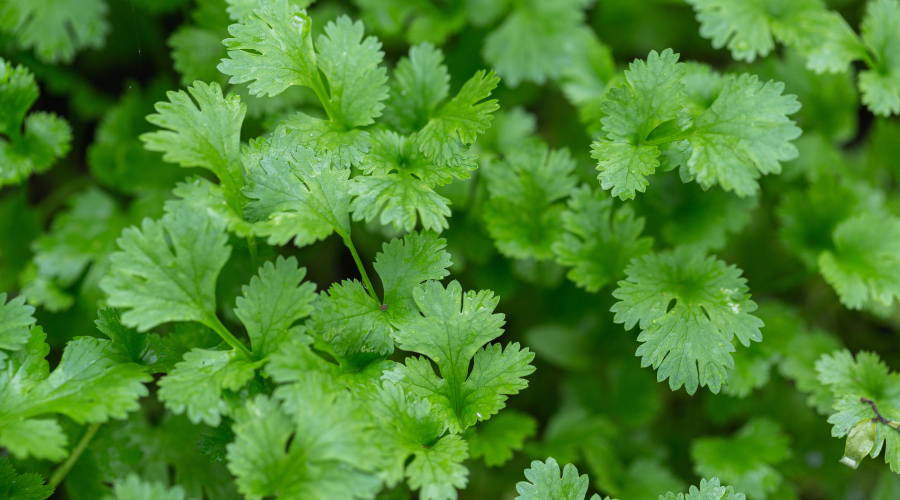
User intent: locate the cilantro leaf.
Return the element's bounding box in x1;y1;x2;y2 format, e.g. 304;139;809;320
553;185;653;292
0;457;53;500
235;255;317;358
516;458;601;500
0;59;71;186
243;128;352;247
0;0;108;63
416;70;499;167
816;350;900;472
103;474;194;500
686;73;801;195
139;81;246;210
0;326;150;460
390;280;535;433
818;213;900;310
857;0;900;116
0;292;35;359
482;0;593;87
100;205;231;332
315;231;452;365
467;410;537;467
611;247;763;395
591;49;686;200
660;478;745;500
227;373;382;500
350;131;465;232
484;142;578;260
384;43;450;134
157;348;264;426
219;0;319;97
316;16;389;128
691;419;790;500
95;308;178;373
367;382;468;500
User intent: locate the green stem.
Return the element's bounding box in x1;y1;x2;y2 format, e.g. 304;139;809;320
310;76;339;125
247;235;259;271
206;315;254;360
48;422;101;489
343;236;380;303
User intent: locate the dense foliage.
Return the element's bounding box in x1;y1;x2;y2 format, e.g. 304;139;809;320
2;0;900;499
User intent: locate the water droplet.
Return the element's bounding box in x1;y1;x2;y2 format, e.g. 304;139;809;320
477;412;483;418
291;14;306;31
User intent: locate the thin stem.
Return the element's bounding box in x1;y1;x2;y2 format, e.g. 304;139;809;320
310;76;339;125
643;129;692;147
862;397;900;429
344;236;380;303
206;315;254;360
247;235;259;271
49;422;101;488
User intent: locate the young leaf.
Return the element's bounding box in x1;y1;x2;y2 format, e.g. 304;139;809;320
227;374;382;500
659;478;745;500
859;0;900;116
691;419;790;500
140;81;246;210
0;59;72;186
243;128;352;247
0;327;150;460
390;280;535;433
384;42;450;133
0;457;53;500
816;350;900;473
0;292;35;359
484;142;578;260
100;205;231;332
818;213;900;310
416;70;499;167
552;185;653;292
235;255;317;358
157;348;264;426
516;458;601;500
95;308;177;373
468;410;537;467
591;49;686;200
103;474;194;500
0;0;108;63
611;247;763;395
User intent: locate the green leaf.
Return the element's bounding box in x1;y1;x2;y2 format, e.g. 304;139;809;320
515;458;596;500
859;0;900;116
95;308;177;373
227;373;382;500
100;205;231;332
103;474;194;500
235;256;317;358
0;0;108;63
553;185;653;292
219;0;319;97
0;457;53;500
316;16;389;127
686;73;801;196
611;246;763;395
350;131;464;232
384;43;450;133
0;59;71;186
406;434;469;500
281;114;371;169
390;280;535;433
659;478;745;500
139;81;246;209
0;326;150;460
484;142;578;260
157;348;264;426
0;292;34;359
818;213;900;309
591;49;686;200
816;350;900;473
840;419;877;469
467;410;537;467
416;70;499;167
691;419;790;500
315;231;452;364
243;128;352;247
482;0;592;87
